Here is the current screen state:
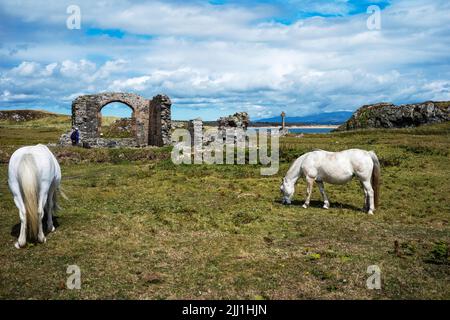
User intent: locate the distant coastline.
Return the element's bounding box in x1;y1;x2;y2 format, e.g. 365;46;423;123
248;125;339;129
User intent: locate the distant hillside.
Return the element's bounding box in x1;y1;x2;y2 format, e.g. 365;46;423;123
335;101;450;131
255;111;353;125
0;110;59;122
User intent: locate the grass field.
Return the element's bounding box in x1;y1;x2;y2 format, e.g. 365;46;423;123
0;117;449;299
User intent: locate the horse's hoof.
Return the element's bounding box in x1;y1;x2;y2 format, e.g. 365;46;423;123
49;226;55;232
368;211;374;215
302;204;308;209
323;205;329;209
38;237;47;244
16;239;26;248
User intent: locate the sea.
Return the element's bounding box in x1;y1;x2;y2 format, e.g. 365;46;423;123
248;127;334;134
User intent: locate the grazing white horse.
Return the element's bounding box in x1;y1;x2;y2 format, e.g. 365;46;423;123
8;144;63;248
280;149;380;214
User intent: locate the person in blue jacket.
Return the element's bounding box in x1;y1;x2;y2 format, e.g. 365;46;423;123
70;127;80;146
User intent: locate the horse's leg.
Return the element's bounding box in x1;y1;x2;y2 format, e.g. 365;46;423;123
360;181;369;211
362;180;375;215
13;196;27;249
37;190;47;243
46;187;55;232
317;181;330;209
302;177;314;209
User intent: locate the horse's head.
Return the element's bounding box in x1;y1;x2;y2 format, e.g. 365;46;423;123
280;177;294;205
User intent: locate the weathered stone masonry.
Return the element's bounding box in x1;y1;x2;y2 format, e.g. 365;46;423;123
149;94;172;147
65;92;171;147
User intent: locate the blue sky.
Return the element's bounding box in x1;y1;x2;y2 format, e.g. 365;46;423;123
0;0;449;120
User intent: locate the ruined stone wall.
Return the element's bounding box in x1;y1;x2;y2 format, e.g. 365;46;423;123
217;112;250;131
217;112;249;144
71;92;149;146
82;138;138;148
149;94;172;147
65;92;172;148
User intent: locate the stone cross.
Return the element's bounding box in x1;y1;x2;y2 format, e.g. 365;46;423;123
281;111;286;129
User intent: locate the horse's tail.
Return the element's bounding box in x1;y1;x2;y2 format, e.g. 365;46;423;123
49;182;59;213
59;186;68;201
53;186;68;212
369;151;381;209
17;154;39;241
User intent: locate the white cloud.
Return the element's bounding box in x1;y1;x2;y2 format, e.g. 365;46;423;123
10;61;60;78
0;0;449;119
43;63;58;76
1;90;37;102
11;61;41;76
93;59;127;79
110;75;151;91
60;59;96;78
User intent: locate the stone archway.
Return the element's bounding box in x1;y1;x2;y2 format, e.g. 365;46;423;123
69;92;171;147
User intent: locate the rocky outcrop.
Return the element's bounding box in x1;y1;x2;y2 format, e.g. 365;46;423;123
335;101;450;131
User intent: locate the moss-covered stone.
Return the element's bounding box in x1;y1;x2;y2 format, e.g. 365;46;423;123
335;101;450;131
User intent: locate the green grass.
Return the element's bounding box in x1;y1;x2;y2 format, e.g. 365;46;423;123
0;117;449;299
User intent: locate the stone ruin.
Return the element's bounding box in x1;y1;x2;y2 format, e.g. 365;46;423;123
188;112;250;146
217;112;250;143
217;112;250;132
59;92;172;148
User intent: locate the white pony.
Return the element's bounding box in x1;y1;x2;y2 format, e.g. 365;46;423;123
8;144;63;248
280;149;380;214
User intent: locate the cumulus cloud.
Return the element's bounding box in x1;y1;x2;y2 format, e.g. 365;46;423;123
0;0;449;119
11;62;41;77
0;90;37;102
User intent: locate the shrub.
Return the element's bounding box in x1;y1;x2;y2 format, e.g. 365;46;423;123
424;241;449;265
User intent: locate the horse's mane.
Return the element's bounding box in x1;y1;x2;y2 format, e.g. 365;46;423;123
285;153;307;180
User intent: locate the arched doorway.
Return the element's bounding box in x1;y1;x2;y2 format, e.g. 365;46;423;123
98;101;136;138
